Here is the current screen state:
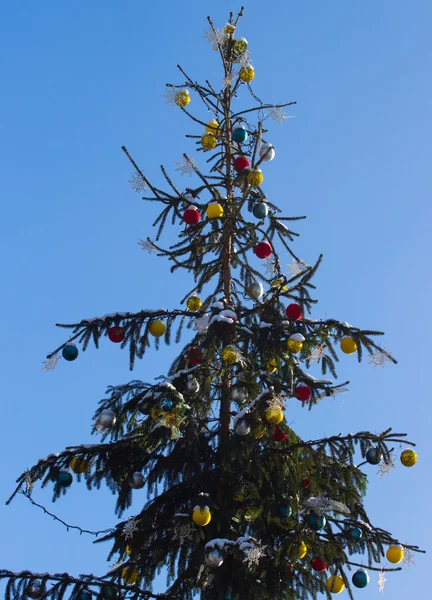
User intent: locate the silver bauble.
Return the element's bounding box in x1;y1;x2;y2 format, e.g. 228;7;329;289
259;143;275;162
235;419;251;436
249;281;264;299
205;548;224;568
231;387;247;403
129;471;145;489
26;583;43;600
98;409;116;429
185;377;200;395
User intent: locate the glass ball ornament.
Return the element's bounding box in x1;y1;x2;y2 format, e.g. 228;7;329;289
205;120;220;135
352;569;369;588
122;567;139;585
274;425;287;442
206;202;224;219
186;295;202;312
247;168;264;187
310;557;328;572
183;205;201;225
235;419;251;436
57;470;73;488
70;457;89;474
264;407;284;425
98;408;116;429
366;447;382;465
107;326;125;343
287;333;305;354
129;472;145;489
386;545;404;564
100;585;119;600
201;133;217;150
248;281;264;299
232;126;248;144
254;241;272;259
306;512;326;531
205;548;224;568
234;155;250;171
340;336;357;354
326;576;345;594
224;24;236;34
296;541;307;559
271;278;287;291
253;202;268;219
160;399;173;412
400;448;418;467
266;358;277;374
26;582;44;599
77;590;92;600
278;503;292;518
346;527;362;542
233;37;248;54
185;377;200;395
149;320;166;338
244;507;260;522
239;65;255;83
175;89;190;108
295;384;311;402
222;345;238;364
286;303;303;321
259;143;275;162
192;505;212;526
62;343;78;361
188;346;204;365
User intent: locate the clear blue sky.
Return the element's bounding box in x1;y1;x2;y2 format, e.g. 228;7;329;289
1;1;430;598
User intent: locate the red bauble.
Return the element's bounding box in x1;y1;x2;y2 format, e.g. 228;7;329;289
302;478;311;489
273;425;287;442
108;326;125;343
234;156;250;171
295;384;311;402
255;241;272;259
285;303;303;321
188;346;204;365
310;557;328;572
286;561;293;575
183;206;201;225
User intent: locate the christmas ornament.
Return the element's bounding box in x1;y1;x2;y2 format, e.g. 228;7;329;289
253;421;266;439
244;507;260;522
326;576;345;594
175;89;190;107
224;24;236;34
302;478;311;489
183;205;200;225
239;65;255;83
232;126;248;144
386;545;404;564
98;409;116;429
122;567;139;585
185;377;200;395
129;472;145;489
247;168;264;187
271;278;287;291
205;120;220;135
26;583;44;599
346;527;362;542
205;548;224;568
278;503;292;518
365;447;382;465
160;399;173;412
297;541;307;559
295;384;311;402
57;470;73;488
273;425;287;442
310;557;328;572
206;202;224;219
287;333;305;354
192;505;211;526
77;590;92;600
235;419;251;436
188;346;204;365
62;343;78;361
264;407;284;425
254;241;272;259
266;359;277;374
125;545;132;555
400;449;418;467
231;386;247;402
149;320;166;337
222;345;239;364
233;37;248;54
187;295;202;312
306;512;326;531
70;457;89;474
286;303;302;321
107;326;125;344
100;585;119;600
249;281;264;299
340;336;357;354
259;143;275;162
234;156;250;171
352;569;369;588
253;202;268;219
201;133;217;150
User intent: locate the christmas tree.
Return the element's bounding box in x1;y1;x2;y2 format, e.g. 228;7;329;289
1;8;423;600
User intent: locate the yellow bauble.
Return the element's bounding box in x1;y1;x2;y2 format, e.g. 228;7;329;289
224;24;236;34
206;202;224;219
297;541;307;559
192;506;211;526
222;345;238;364
244;507;260;522
326;576;345;594
70;457;89;474
266;359;277;374
122;567;139;585
400;449;418;467
125;545;132;555
247;169;264;187
175;90;190;108
340;336;357;354
149;320;166;337
253;422;266;439
271;279;287;291
239;65;255;83
201;133;217;150
264;407;284;425
205;120;220;136
187;295;203;312
386;545;404;564
287;340;303;354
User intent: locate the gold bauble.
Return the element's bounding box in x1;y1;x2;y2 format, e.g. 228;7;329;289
122;567;139;585
187;295;202;312
239;65;255;83
326;576;345;594
247;168;264;187
201;133;217;150
192;506;211;526
205;120;220;136
224;24;236;34
297;541;307;559
222;345;238;364
271;279;287;291
206;202;224;219
149;320;166;337
340;336;357;354
400;449;418;467
287;340;303;354
264;407;284;425
266;359;278;374
175;90;190;108
253;421;266;439
125;545;132;555
70;457;89;474
244;507;260;522
386;545;404;564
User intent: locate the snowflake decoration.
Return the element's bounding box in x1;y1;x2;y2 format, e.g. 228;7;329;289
163;86;178;105
369;348;391;369
175;156;198;176
203;26;227;51
378;569;386;594
287;259;309;277
264;256;278;277
138;238;157;254
266;396;284;412
377;454;396;479
308;345;326;363
304;496;350;516
268;106;289;125
222;72;235;89
41;355;59;373
242;543;266;568
172;522;195;545
24;471;34;494
123;517;139;540
403;546;415;568
129;173;147;192
193;313;211;334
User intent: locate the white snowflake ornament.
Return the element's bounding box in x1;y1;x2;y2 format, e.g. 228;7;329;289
123;517;140;540
138;238;157;254
176;157;198;176
377;454;396;479
129;173;147;192
369;348;391;369
308;345;326;363
268;106;289;125
378;569;387;594
41;355;59;373
287;259;309;277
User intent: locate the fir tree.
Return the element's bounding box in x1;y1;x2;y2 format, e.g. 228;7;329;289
1;9;423;600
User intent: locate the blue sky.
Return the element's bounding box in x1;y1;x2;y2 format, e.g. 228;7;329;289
1;1;430;598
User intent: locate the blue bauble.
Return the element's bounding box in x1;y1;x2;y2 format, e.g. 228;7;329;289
100;585;119;600
278;503;292;518
232;127;248;144
352;569;369;588
77;591;92;600
306;512;326;531
62;343;78;361
160;399;173;412
253;203;268;219
57;470;73;488
224;595;234;600
366;447;382;465
347;527;362;542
